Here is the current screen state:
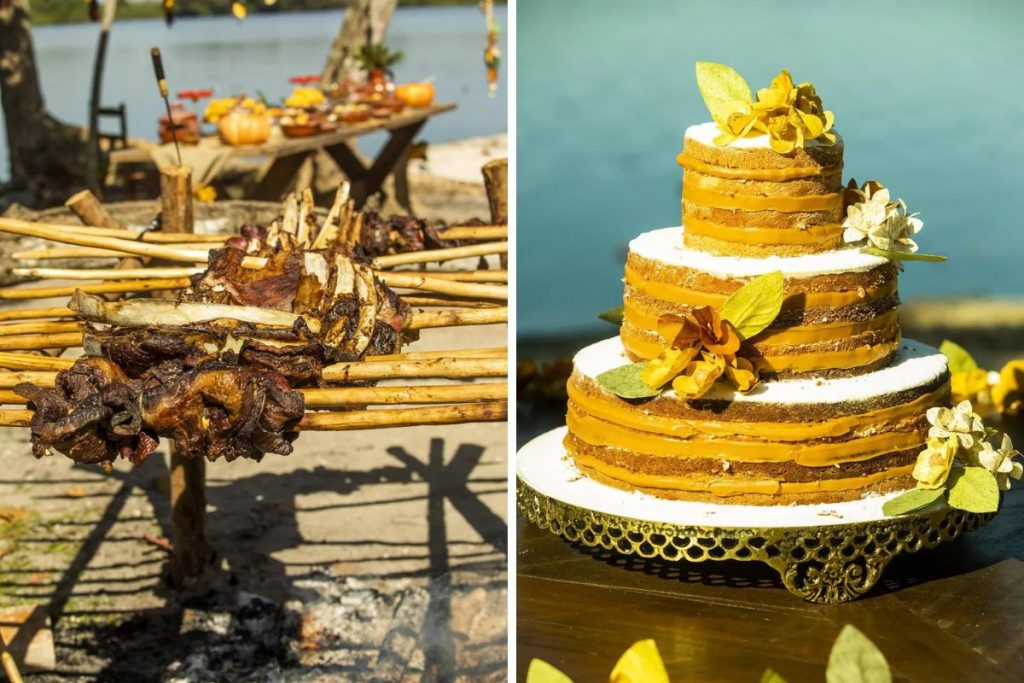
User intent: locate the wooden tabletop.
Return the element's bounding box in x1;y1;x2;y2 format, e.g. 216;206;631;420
516;403;1024;682
110;102;457;164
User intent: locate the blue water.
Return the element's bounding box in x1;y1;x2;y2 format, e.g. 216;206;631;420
517;0;1024;338
0;5;507;179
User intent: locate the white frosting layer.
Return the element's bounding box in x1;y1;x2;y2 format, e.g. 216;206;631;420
630;227;887;279
573;336;948;405
517;427;935;527
684;121;843;150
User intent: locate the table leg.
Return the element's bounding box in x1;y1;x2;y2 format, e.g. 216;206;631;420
326;120;427;207
251;151;313;201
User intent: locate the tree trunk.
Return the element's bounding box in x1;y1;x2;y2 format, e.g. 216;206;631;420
0;1;90;207
320;0;398;88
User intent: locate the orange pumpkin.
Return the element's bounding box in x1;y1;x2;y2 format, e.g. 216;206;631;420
395;81;435;107
217;112;271;146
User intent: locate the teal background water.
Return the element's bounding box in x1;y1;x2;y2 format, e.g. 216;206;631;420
0;5;507;180
517;0;1024;338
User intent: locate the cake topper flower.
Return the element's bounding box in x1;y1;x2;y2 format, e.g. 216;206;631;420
595;272;784;401
884;398;1022;516
695;62;836;153
842;180;945;263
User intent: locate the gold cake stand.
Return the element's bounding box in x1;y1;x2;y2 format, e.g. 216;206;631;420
517;428;994;604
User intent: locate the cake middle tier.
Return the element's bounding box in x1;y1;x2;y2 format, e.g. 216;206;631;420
622;227;900;378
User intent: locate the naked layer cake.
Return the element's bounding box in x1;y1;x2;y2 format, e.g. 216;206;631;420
562;63;955;505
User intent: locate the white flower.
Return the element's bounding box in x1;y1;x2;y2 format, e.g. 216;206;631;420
842;186;890;245
926;400;986;451
842;185;924;253
972;433;1023;491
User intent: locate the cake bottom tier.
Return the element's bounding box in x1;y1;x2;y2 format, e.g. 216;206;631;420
565;337;950;505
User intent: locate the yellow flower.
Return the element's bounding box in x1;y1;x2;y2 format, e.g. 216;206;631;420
951;368;991;405
715;69;835;153
992;360;1024;415
657;307;740;356
640;345;699;390
193;185;217;203
671;351;725;399
912;436;958;489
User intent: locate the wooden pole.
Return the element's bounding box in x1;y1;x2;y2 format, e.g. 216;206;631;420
482;158;508;270
159;166;212;585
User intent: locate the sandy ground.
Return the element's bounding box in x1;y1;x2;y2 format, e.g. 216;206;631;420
0;322;507;682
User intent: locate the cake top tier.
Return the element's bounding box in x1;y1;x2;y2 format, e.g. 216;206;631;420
679;63;847;258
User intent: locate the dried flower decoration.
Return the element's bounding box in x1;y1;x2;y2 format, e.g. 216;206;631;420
695;62;836;153
842;179;945;263
885;397;1022;516
596;272;783;401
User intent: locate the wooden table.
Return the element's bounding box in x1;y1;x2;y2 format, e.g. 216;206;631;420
109;103;456;204
516;403;1024;683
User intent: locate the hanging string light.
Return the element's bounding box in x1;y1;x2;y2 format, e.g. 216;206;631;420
162;0;174;26
85;0;99;22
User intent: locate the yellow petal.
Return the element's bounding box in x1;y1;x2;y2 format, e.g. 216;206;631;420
671;352;725;399
951;368;991;404
609;640;670;683
992;360;1024;415
724;355;760;392
640;346;698;389
527;659;575;683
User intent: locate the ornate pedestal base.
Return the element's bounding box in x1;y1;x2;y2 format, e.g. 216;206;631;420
517;428;993;604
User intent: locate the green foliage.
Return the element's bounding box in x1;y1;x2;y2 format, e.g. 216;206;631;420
355;42;405;70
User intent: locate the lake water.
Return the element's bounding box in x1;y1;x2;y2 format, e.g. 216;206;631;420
517;0;1024;338
0;5;506;178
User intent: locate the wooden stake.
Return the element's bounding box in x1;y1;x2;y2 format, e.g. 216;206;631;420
0;409;31;427
373;241;508;269
0;321;80;337
396;270;508;283
0;332;83;352
0;353;74;371
302;383;506;407
379;272;507;301
407;307;508;330
0;308;75;322
0;371;58;389
159;166;212;585
14;266;203;281
0;278;191;300
437;225;507;241
14;244;220;260
299;401;508;430
482;159;508;269
65;189;123;229
322;356;506;382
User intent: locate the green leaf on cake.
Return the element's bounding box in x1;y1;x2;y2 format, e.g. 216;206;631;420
598;306;624;324
826;625;892;683
946;466;1000;513
720;271;785;340
695;62;752;128
862;247;947;262
881;487;945;516
939;339;978;373
596;362;661;400
760;669;789;683
525;659;574;683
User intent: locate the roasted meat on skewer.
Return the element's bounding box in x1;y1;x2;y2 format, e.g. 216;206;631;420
16;233;416;466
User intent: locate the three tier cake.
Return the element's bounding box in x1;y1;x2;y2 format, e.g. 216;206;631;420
562;64;953;505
